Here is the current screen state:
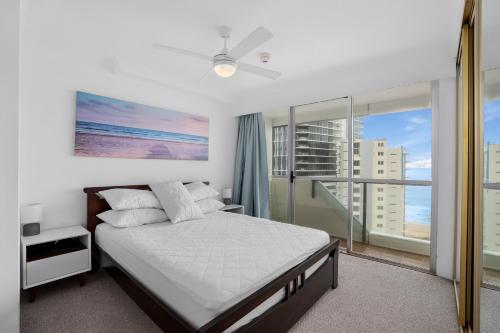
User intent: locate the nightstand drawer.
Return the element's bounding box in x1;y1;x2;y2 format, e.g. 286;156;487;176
26;249;89;286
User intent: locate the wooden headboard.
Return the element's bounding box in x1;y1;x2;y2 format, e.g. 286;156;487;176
83;182;208;234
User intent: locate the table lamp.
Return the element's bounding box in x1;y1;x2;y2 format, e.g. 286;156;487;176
222;188;232;205
21;203;43;236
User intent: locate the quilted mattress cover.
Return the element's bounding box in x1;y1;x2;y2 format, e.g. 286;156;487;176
96;211;330;312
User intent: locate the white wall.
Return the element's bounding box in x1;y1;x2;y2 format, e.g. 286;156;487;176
434;78;457;279
20;1;237;229
0;0;20;331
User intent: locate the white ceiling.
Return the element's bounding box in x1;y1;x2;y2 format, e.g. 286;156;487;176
484;0;500;71
28;0;465;112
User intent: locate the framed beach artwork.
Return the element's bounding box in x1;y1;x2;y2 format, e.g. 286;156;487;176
74;91;209;160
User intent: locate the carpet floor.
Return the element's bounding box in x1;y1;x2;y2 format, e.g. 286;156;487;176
21;254;459;333
480;287;500;333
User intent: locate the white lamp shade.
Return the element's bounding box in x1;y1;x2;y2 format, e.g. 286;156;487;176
213;63;237;78
21;203;43;224
222;188;232;199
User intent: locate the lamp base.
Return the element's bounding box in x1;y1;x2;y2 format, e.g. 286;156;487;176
223;198;232;205
23;223;40;236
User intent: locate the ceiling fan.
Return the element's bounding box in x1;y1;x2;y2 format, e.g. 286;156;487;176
153;26;281;80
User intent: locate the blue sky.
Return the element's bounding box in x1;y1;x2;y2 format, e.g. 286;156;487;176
485;99;500;144
359;108;432;180
357;100;500;180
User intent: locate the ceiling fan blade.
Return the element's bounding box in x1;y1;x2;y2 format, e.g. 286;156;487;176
238;62;281;80
228;27;273;60
152;43;212;62
197;67;213;83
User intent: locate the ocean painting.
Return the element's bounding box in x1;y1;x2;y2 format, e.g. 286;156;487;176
74;92;209;160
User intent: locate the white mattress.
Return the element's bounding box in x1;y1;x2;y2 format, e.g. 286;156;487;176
95;211;329;330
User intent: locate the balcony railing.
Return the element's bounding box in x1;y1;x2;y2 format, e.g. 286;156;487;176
269;176;432;268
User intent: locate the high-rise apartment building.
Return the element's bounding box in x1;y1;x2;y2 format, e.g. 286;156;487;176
294;120;346;176
484;143;500;253
354;140;406;236
272;119;349;177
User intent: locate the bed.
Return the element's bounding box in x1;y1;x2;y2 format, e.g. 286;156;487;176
84;184;339;333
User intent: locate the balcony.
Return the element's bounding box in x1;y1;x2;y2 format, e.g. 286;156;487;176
269;177;432;271
338;239;429;270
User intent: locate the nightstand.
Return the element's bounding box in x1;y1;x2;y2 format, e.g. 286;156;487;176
220;204;244;214
21;225;91;302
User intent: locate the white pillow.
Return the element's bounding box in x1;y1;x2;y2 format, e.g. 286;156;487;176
150;181;204;223
184;181;219;201
98;189;162;210
197;198;224;214
97;208;168;228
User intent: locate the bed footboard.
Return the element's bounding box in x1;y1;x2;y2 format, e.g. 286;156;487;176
200;240;339;333
237;256;334;332
101;240;339;333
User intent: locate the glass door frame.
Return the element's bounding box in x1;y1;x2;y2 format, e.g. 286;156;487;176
455;0;482;329
285;95;437;272
287;97;353;251
463;1;500;331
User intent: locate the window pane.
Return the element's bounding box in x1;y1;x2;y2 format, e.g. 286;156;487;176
294;179;349;241
483;68;500;288
352;183;431;270
353;84;432;181
483;189;500;287
269;177;288;223
481;2;500;329
271;125;288;176
294;98;350;177
265;110;289;223
351;83;432;270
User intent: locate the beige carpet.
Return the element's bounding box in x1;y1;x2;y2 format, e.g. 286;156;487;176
21;254;459;333
480;287;500;333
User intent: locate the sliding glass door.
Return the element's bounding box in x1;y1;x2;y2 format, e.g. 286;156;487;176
482;69;500;289
480;1;500;331
266;84;435;271
291;98;351;246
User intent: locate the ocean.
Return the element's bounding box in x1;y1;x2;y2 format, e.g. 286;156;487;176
405;168;432;225
405;186;432;225
76;121;208;145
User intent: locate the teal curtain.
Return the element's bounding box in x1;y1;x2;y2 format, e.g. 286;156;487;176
232;113;270;218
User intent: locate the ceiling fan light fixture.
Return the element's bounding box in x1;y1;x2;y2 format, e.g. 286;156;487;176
154;26;280;80
213;63;236;78
213;54;237;78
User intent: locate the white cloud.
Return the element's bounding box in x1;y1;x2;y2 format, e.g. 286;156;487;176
408;116;426;125
403;116;427;132
406;159;431;169
484;103;500;123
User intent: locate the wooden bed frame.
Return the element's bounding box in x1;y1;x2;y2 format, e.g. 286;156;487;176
83;183;339;333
